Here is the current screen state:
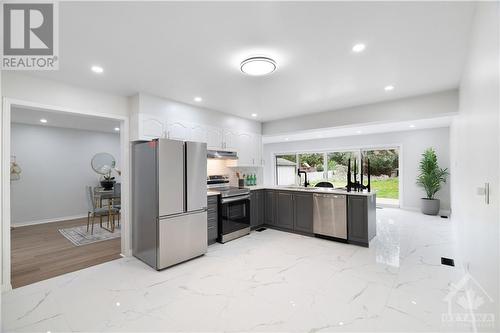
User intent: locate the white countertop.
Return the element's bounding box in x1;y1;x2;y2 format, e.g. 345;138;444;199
243;185;376;197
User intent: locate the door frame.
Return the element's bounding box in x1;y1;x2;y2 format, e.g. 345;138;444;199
1;97;131;291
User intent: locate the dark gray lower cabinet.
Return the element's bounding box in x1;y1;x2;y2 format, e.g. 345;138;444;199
250;190;264;228
264;190;276;226
293;192;313;233
272;191;313;233
276;191;294;230
259;189;375;247
347;194;376;246
207;195;218;245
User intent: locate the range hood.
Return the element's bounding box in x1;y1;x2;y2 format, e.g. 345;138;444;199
207;150;238;160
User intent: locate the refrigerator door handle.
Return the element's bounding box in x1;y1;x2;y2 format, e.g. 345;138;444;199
185;141;208;212
159;208;207;219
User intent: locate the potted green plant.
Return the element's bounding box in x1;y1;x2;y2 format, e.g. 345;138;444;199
100;172;116;190
416;148;449;215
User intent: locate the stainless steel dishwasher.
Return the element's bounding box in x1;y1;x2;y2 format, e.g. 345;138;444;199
313;193;347;239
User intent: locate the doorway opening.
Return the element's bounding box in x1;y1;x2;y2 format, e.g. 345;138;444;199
9;106;124;288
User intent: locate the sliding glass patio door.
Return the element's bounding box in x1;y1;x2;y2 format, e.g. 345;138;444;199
361;148;399;205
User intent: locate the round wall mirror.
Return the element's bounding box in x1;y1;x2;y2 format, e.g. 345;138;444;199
91;152;116;175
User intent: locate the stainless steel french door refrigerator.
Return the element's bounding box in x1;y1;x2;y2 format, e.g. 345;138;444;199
132;139;208;270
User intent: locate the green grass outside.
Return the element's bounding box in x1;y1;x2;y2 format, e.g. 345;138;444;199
311;177;399;199
370;178;399;199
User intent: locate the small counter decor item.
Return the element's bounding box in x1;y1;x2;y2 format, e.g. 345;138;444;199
416;148;449;215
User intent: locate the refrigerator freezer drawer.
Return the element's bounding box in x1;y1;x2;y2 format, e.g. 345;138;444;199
157;211;208;269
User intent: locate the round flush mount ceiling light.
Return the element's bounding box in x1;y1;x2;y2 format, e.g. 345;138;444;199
40;118;48;123
352;43;366;53
91;65;103;74
194;96;202;102
384;85;395;91
240;57;276;76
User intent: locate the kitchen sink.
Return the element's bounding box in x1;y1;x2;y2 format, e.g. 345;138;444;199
280;186;317;191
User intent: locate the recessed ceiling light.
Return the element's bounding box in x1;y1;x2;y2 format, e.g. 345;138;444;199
194;96;202;102
116;302;120;307
384;85;395;91
285;138;289;141
91;65;103;73
114;127;120;131
40;118;47;123
240;57;276;76
352;43;366;53
251;113;258;117
356;130;362;134
409;124;416;128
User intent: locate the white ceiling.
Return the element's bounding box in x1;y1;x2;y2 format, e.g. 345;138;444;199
11;106;121;134
28;2;475;122
262;116;453;144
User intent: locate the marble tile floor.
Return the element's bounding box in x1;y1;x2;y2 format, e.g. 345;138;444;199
2;208;475;332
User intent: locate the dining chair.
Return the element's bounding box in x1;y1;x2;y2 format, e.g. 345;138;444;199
86;185;119;234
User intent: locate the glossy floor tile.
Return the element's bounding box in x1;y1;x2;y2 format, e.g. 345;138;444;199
2;208;474;332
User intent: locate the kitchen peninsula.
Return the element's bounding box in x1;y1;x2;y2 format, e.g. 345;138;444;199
208;185;376;248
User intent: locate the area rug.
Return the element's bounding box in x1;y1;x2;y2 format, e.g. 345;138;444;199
59;224;120;246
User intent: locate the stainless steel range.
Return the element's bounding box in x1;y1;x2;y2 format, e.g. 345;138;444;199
207;175;251;243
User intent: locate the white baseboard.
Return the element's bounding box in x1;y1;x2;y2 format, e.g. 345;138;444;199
12;214;88;227
400;205;451;216
1;283;12;292
377;203;400;208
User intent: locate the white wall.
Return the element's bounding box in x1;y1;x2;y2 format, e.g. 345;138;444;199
263;90;458;135
263;127;451;212
10;123;121;225
134;92;261;134
450;2;499;325
2;72;129;118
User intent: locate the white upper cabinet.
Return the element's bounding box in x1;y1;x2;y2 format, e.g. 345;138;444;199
223;129;238;151
206;126;223;149
166;121;190;141
190;125;208;143
235;132;253;165
253;133;263;166
234;132;262;166
130;109;262;164
139;114;164;140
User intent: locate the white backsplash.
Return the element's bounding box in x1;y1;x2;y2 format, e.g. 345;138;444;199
207;159;262;187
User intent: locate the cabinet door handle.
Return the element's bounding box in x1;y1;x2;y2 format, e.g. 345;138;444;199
485;182;490;204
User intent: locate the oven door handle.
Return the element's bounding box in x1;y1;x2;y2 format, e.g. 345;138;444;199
221;194;250;204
